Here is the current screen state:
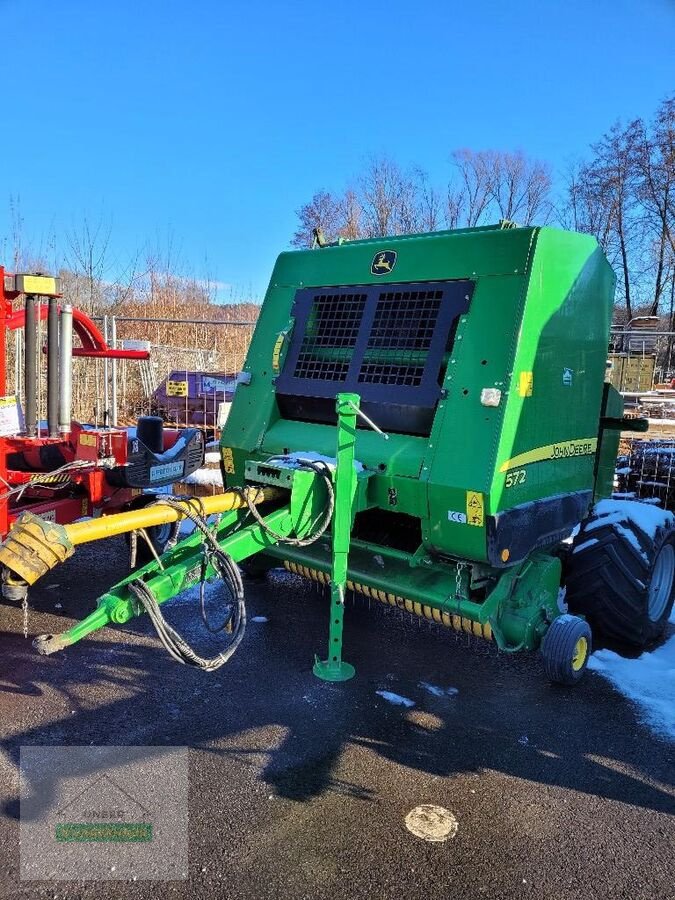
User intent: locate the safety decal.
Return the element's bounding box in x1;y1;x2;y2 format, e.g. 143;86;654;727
518;371;533;397
222;447;235;474
466;491;484;527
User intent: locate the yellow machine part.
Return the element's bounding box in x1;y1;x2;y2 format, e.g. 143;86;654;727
283;561;493;641
0;488;281;586
64;487;278;545
0;512;75;586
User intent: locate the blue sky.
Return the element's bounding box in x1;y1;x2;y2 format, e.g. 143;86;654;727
1;0;674;299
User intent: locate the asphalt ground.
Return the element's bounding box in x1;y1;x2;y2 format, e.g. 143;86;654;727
0;538;674;899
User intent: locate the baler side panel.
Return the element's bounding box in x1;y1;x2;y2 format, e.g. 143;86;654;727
425;273;531;562
487;230;615;563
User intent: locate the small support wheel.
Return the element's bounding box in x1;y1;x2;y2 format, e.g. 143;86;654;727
540;615;592;685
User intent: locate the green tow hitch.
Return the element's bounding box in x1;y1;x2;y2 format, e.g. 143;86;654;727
33;505;296;656
32;391;370;681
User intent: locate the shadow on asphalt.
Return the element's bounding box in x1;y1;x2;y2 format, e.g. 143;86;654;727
1;561;674;822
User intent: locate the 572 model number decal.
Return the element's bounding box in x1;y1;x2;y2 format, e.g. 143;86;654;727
505;469;526;488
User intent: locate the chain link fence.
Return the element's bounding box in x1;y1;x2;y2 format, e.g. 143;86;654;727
6;312;257;427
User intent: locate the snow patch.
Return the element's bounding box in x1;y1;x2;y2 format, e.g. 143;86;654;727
589;619;675;741
181;468;223;487
588;499;673;540
205;451;221;464
573;538;598;554
376;690;415;708
581;499;674;562
561;524;581;545
419;682;459;698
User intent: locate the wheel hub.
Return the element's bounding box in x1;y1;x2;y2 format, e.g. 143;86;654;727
571;636;588;671
647;543;675;623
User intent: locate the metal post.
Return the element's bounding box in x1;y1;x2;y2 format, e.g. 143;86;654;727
103;314;109;427
111;316;118;427
47;296;59;437
58;305;73;435
14;329;21;405
313;391;359;682
24;295;37;437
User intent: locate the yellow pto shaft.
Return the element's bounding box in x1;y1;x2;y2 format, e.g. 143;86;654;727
65;487;279;545
0;487;281;589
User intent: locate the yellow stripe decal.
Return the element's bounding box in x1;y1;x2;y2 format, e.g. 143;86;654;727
499;437;597;473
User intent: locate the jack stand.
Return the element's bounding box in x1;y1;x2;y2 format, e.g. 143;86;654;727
313;392;359;682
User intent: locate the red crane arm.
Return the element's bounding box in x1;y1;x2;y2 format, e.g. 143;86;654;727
5;305;150;360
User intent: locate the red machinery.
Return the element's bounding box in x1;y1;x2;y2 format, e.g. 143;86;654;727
0;269;205;546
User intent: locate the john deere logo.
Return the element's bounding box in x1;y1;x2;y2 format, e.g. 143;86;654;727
371;250;397;276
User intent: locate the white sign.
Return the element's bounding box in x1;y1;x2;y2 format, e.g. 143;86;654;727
0;396;21;436
202;376;237;393
149;460;185;483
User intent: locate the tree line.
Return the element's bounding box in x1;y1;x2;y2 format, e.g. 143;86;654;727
293;94;675;323
1;210;258;421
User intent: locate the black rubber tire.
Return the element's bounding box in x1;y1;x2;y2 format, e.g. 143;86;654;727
565;510;675;649
540;615;592;685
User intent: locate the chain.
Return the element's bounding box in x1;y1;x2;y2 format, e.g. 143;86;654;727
455;562;467;599
21;598;29;639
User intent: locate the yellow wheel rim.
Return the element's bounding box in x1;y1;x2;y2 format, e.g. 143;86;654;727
571;636;588;672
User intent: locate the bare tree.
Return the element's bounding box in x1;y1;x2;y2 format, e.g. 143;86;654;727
637;97;675;313
291;191;344;248
64;216;113;313
563;121;643;319
359;157;407;237
485;151;553;224
450;149;496;227
339;189;363;240
413;168;442;232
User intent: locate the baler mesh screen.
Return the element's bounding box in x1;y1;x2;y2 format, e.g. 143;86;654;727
293;293;367;381
358;290;442;386
276;278;473;435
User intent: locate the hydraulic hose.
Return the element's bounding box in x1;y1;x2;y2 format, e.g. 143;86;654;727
232;456;335;547
127;495;247;671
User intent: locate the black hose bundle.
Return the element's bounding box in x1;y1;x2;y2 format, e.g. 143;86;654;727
125;457;336;670
232;456;335;547
127;495;246;672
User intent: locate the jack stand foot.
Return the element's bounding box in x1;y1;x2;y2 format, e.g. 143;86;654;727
313;655;355;682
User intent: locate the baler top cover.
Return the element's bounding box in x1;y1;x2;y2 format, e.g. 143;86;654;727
224;224;616;568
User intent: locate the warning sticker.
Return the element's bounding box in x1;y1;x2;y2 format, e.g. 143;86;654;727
518;371;533;397
466;491;484;527
272;334;285;372
167;380;188;397
222;447;235;474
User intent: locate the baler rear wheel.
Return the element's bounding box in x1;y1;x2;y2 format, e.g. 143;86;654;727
540;615;592;685
565;513;675;649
